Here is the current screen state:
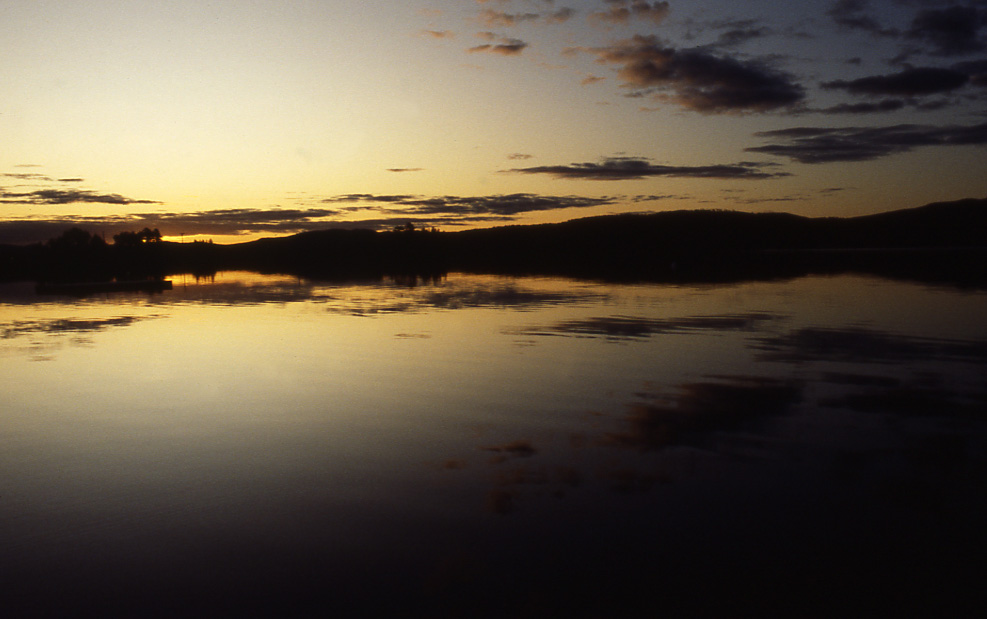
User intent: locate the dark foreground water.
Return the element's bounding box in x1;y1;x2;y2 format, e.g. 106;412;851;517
2;272;986;617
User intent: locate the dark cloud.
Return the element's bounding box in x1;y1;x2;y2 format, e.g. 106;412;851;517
580;35;805;113
505;156;788;180
713;25;772;48
827;0;899;36
507;153;534;160
386;168;424;173
0;188;160;205
747;121;987;163
953;59;987;86
682;18;777;49
590;1;670;26
906;5;987;56
822;66;970;96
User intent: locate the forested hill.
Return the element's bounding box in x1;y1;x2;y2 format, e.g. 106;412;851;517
2;197;985;284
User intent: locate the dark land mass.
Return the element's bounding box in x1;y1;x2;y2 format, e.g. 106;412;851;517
2;197;986;288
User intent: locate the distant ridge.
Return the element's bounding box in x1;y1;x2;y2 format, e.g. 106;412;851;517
2;197;986;286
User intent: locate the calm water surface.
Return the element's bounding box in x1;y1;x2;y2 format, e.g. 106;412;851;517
2;271;986;616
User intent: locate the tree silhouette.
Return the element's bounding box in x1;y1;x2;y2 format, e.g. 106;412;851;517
113;227;161;247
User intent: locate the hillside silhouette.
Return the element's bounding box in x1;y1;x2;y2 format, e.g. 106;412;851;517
2;197;985;287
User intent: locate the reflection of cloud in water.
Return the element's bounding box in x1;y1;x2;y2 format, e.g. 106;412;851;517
755;326;987;364
509;312;781;341
822;375;987;418
820;371;901;387
453;368;986;516
603;376;803;451
1;315;164;361
481;439;537;463
461;376;804;515
334;281;607;316
485;464;584;515
1;315;159;338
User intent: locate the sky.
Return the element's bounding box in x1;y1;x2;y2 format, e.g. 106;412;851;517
1;0;985;244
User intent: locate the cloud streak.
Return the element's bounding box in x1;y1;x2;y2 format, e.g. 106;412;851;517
469;32;529;55
747;121;987;163
505;156;788;180
1;188;160;205
822;66;970;97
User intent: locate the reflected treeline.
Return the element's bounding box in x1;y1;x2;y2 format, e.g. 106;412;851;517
3;198;986;288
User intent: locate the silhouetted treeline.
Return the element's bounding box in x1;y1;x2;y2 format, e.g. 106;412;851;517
2;198;985;287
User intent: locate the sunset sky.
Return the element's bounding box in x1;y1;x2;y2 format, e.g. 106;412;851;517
2;0;985;244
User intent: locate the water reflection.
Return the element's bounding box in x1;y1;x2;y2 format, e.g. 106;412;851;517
1;271;985;616
755;325;987;364
508;312;781;341
602;376;802;451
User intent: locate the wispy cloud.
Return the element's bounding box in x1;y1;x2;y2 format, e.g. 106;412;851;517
478;7;576;27
827;0;898;37
590;1;671;27
479;9;541;28
505;156;788;180
747;121;987;163
469;32;529;55
421;30;455;39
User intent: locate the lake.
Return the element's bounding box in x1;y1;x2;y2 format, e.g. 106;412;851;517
2;271;986;617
